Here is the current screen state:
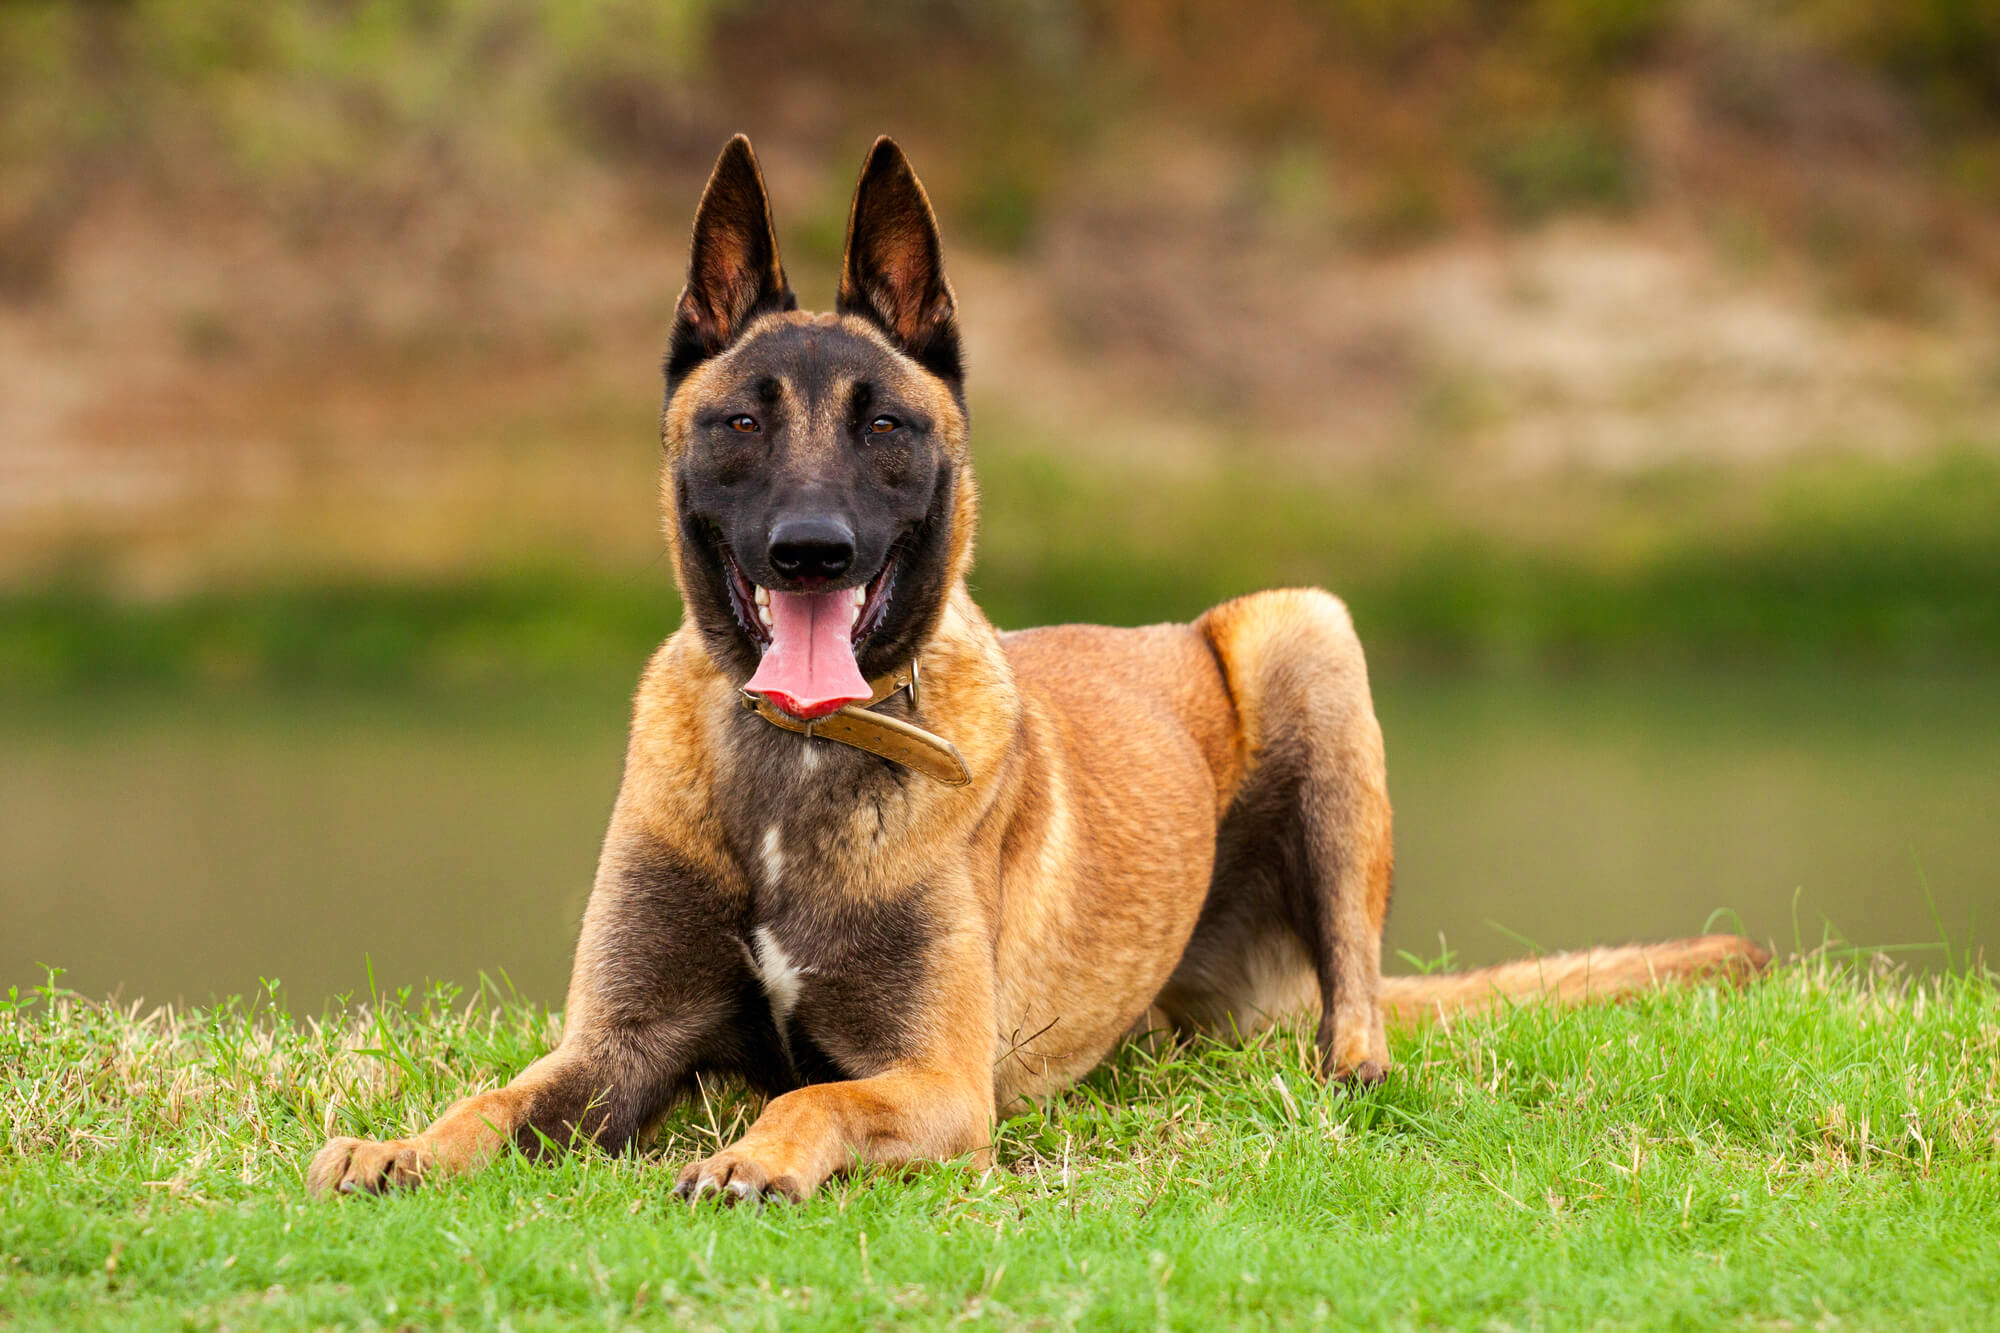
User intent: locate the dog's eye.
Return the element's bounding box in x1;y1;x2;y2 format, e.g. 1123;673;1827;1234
866;416;899;435
726;415;759;434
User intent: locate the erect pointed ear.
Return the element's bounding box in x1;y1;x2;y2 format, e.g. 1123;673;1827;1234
666;135;795;392
837;137;962;388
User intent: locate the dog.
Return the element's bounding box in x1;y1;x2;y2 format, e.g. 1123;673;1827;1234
308;135;1770;1204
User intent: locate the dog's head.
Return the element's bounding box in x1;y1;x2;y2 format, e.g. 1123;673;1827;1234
660;135;974;721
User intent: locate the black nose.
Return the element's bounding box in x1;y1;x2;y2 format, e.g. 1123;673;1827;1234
767;516;855;581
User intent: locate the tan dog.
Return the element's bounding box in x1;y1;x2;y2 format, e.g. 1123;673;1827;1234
308;136;1769;1204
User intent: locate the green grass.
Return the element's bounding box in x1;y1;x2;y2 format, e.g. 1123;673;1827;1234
3;958;1996;1329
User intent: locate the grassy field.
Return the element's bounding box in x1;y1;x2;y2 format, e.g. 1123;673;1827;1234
3;956;1995;1330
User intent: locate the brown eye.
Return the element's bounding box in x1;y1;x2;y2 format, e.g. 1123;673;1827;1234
726;415;759;433
867;416;899;435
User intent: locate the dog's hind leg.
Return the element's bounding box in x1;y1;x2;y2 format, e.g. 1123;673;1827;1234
1164;589;1394;1082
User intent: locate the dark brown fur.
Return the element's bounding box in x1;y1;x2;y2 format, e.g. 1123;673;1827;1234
307;136;1771;1203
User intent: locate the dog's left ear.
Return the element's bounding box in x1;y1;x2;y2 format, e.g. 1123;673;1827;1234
667;134;796;393
838;137;962;388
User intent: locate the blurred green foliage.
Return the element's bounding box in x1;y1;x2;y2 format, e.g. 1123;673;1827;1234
1475;118;1641;221
0;0;722;185
4;0;1997;261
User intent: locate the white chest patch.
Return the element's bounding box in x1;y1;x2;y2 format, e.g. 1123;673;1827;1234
759;825;784;886
749;924;809;1028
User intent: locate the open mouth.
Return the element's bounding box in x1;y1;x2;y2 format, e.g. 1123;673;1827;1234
722;550;899;652
722;548;901;722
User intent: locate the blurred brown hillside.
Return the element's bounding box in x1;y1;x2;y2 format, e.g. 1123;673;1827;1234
4;0;2000;590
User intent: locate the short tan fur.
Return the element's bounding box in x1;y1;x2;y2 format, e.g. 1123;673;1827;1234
309;136;1769;1204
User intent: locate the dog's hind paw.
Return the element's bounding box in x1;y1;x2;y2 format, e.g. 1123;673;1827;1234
307;1136;433;1197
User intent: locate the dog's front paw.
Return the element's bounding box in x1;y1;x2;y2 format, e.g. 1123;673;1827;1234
674;1146;809;1206
307;1136;434;1197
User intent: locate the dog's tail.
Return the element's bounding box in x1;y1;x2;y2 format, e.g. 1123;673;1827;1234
1379;934;1772;1027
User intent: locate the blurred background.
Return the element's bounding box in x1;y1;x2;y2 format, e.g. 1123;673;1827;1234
3;0;1996;1009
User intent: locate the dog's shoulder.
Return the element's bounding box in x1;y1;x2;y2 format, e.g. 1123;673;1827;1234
605;628;740;864
1000;618;1242;806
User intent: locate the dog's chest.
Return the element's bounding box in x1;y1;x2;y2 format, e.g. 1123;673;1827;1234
734;821;932;1084
743;922;809;1029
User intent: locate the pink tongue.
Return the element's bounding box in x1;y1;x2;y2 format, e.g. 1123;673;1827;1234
745;589;871;721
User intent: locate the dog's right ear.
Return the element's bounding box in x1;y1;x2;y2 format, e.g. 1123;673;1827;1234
666;135;795;393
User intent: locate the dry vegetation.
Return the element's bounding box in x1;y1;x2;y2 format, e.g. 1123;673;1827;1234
4;0;2000;592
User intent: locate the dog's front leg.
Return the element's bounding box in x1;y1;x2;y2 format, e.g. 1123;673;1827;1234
309;836;741;1196
674;911;997;1204
306;1021;701;1196
672;1063;993;1204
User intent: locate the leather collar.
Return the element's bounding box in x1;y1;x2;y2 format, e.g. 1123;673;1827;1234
740;662;971;787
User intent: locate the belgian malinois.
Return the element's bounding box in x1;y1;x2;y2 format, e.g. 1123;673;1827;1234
309;135;1770;1204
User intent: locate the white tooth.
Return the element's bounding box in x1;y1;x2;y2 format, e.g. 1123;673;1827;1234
754;586;769;606
758;606;773;627
854;587;866;607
